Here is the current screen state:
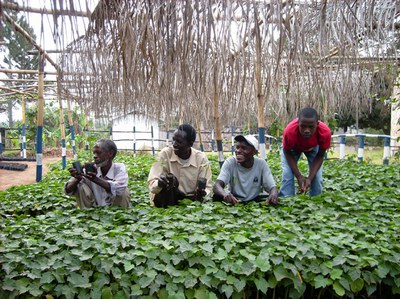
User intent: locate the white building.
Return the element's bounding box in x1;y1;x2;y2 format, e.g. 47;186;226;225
112;113;162;152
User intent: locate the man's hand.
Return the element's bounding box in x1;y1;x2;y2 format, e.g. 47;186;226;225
299;178;312;193
157;174;169;189
297;175;308;193
223;193;239;205
68;167;83;181
266;187;279;205
195;188;207;200
158;173;179;190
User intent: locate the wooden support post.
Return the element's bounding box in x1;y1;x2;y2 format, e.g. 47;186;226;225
36;54;45;182
254;14;265;160
21;96;27;158
67;98;77;160
57;78;67;169
213;68;224;167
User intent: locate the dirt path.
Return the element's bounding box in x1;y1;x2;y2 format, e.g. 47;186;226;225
0;157;61;191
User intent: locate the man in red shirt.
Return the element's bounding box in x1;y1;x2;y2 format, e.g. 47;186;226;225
280;107;331;197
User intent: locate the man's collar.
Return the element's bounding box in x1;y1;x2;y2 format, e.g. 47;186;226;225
98;162;115;179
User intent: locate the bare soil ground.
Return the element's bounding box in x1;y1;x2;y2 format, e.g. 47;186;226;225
0;149;71;191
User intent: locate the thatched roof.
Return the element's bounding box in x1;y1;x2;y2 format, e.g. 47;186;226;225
2;0;400;130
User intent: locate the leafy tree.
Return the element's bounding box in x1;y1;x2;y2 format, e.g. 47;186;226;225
0;8;38;127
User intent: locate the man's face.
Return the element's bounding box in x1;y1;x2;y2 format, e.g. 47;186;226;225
298;117;318;139
93;146;113;167
235;141;256;164
172;130;191;158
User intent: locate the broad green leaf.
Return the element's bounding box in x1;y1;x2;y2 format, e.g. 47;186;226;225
221;284;233;298
330;268;343;280
314;275;332;288
350;278;365;293
130;284;143;296
158;288;168;299
254;277;269;294
101;287;113;299
67;272;91;288
15;278;30;294
123;261;134;272
273;265;290;281
333;281;345;296
40;272;54;284
214;248;228;260
234;235;250;243
255;257;271;272
194;286;208;299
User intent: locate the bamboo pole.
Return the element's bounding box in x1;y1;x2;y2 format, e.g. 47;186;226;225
0;85;34;97
36;54;45;182
0;68;93;76
2;2;91;18
213;66;224;167
254;13;266;160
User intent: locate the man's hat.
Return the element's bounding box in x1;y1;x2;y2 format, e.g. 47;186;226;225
234;134;259;150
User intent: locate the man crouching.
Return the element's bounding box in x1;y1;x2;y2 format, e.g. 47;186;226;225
65;139;131;208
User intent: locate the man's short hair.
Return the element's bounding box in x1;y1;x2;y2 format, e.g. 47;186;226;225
96;139;118;158
178;124;196;145
299;107;319;121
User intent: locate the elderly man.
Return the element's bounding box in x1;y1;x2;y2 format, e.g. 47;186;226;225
213;134;279;205
147;124;212;208
65;139;131;208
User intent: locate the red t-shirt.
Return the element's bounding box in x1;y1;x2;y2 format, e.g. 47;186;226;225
282;118;331;152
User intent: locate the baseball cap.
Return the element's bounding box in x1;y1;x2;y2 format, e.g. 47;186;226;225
234;134;259;150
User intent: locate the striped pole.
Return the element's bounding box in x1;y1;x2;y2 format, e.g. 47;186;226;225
18;126;23;157
57;79;66;169
217;139;224;167
258;128;266;160
383;136;390;165
357;134;365;162
339;135;346;160
69;125;77;160
231;127;234;155
133;126;137;157
151;125;155;156
36;54;45;182
21;97;27;158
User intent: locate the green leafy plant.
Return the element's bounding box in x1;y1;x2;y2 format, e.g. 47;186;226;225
0;153;399;299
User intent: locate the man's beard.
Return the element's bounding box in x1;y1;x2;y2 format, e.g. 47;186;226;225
96;159;109;168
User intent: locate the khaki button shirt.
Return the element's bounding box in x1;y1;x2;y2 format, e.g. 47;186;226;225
147;146;212;206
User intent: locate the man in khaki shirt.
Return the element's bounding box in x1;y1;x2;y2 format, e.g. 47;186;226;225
147;124;212;207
